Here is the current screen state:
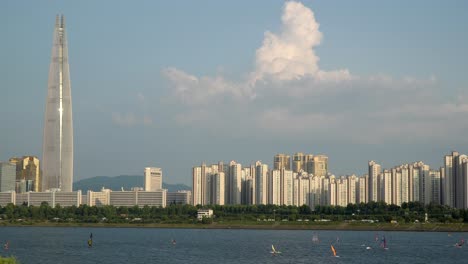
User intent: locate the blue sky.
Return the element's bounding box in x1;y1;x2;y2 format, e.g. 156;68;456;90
1;0;467;185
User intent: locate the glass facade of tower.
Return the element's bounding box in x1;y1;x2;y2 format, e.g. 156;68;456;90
42;15;74;192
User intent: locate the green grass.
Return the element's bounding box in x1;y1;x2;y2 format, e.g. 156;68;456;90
0;256;19;264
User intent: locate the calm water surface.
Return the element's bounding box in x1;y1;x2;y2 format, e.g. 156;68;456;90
0;227;467;263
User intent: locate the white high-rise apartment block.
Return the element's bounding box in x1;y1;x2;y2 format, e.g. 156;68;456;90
192;166;202;205
391;168;401;206
255;162;268;205
368;161;381;202
321;176;330;206
454;154;468;209
293;176;299;206
337;176;348;207
309;175;322;208
412;162;431;205
144;167;162;192
329;177;337;206
281;168;294;205
192;163;225;205
400;165;410;204
357;176;367;203
309;155;328;177
347;175;357;205
443;154;454;207
460;157;468;209
380;170;392;204
430;169;441;205
292;152;306;173
242;166;254;205
229;161;242;205
269;170;281;205
411;164;420;202
297;175;310;207
212;172;225;205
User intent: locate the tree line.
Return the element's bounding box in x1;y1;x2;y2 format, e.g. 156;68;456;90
0;201;467;224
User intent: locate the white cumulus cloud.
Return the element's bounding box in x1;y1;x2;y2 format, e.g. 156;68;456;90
160;1;468;143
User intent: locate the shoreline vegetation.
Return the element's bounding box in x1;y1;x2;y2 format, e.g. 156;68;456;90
0;221;468;232
1;221;467;232
1;201;467;232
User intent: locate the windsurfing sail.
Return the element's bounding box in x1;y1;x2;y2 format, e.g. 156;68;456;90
3;241;9;250
271;245;281;254
312;233;319;243
88;233;93;248
381;236;388;249
455;239;465;248
331;245;337;257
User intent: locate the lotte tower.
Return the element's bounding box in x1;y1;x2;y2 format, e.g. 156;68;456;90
42;15;74;192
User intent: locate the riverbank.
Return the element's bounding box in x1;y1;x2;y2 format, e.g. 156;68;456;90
1;221;467;232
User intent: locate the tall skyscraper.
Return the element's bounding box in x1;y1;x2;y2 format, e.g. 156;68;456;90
42;15;74;192
144;167;162;191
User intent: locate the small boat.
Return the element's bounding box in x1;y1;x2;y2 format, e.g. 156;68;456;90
331;245;339;257
270;245;281;255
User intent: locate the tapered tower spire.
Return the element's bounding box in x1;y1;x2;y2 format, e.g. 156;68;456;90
42;15;74;192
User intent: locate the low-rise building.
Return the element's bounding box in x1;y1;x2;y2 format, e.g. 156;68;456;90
197;209;213;220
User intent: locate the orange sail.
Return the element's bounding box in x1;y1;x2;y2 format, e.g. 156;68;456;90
331;245;337;257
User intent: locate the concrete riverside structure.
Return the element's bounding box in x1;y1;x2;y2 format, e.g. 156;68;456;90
0;189;190;208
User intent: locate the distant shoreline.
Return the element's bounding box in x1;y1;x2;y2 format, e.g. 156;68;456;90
1;222;467;232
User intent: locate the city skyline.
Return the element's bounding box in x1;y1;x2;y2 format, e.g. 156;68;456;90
191;150;468;209
2;1;468;186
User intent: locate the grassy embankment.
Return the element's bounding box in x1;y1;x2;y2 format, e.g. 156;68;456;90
0;256;19;264
2;220;467;232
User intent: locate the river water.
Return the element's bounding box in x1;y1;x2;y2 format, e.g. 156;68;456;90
0;227;466;263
